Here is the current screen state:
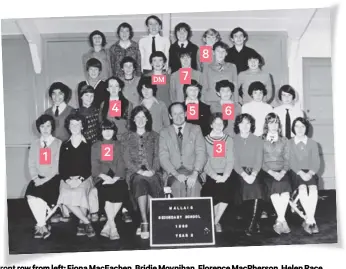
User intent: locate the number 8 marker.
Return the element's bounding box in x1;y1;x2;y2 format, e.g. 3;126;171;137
213;141;225;157
199;46;212;63
102;144;114;161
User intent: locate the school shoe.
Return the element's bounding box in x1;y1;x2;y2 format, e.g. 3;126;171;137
34;226;43;239
41;225;51;239
281;221;291;234
302;221;313;235
273;221;283;235
122;211;133;223
136;227;141;236
85;223;96;237
215;223;223;233
60;215;71;223
109;228;120;240
310;223;319;234
90;213;99;223
99;214;107;222
100;222;111;238
261;211;268;219
76;224;86;236
140;223;149;240
50;213;62;223
245;223;260;236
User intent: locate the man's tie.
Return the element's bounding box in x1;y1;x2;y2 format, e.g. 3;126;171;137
285;108;291;139
152;36;156;53
55;106;59;117
180;43;184;49
178;127;183;140
43;141;47;148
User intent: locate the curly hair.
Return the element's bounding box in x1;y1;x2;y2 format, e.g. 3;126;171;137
36;114;56;134
234;113;256;134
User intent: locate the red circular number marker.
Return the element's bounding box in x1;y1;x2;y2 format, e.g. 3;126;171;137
179;68;192;85
187;103;199;120
101;144;114;161
109;100;122;117
39;148;51;165
213;141;225;157
199;46;212;63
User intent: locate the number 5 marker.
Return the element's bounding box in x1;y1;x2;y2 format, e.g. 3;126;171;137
187;103;199;120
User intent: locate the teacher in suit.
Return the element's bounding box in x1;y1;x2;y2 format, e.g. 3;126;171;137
159;102;207;197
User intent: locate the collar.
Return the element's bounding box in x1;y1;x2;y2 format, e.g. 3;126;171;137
173;122;186;134
185;99;199;105
294;135;308;145
109;96;120;101
40;135;55;147
86;79;102;89
266;132;279;143
141;97;159;105
52;102;67;112
68;135;87;144
178;41;188;47
149;33;160;38
88;47;106;54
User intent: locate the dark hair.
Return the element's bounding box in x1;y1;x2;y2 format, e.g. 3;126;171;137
149;51;167;64
278;85;297;101
183;80;202;100
246;50;265;69
248;81;267;97
174;22;192;40
102;77;130;119
215;80;235;93
129;105;153;132
137;76;158;98
100;119;118;140
86;58;102;72
79;85;94;98
116;22;134;40
88;30;107;47
292;117;310;136
48;82;72;102
145;15;162;27
262;112;282;139
168;102;186;116
209;112;228;130
234;113;256;134
120;56;137;70
213;41;229;51
36;114;56;134
179;51;192;59
64;112;87;135
230;27;248;41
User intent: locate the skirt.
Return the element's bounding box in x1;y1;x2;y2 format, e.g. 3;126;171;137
25;174;61;207
96;179;129;203
130;173;164;200
201;173;233;205
260;170;292;198
57;177;93;209
291;169;319;189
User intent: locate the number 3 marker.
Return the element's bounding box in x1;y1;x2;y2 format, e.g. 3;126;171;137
213;141;225;157
40;148;51;165
102;144;114;161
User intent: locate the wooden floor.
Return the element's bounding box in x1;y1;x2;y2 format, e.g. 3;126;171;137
7;190;338;254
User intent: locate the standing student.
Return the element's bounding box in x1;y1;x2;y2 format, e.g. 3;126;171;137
200;28;221;73
143;51;171;107
238;50;273;104
170;52;202;102
210;80;241;137
119;56;141;106
78;58;108;109
202;41;238;106
274;85;304;139
241;81;273;137
137;76;170;133
26;115;62;239
260;113;292;235
169;22;200;73
183;80;211;136
82;30;111;81
225;27;259;74
109;22;141;77
233;113;264;236
100;76;132;139
289;117;320;234
139;15;170;74
122;106;164;239
44;82;75;142
201;113;234;233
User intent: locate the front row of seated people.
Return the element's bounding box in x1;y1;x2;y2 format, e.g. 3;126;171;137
26;100;320;241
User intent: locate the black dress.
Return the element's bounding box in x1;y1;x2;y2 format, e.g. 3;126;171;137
185;101;212;136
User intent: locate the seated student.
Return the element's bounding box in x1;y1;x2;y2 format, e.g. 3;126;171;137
260;113;292;235
241;81;273;137
143;51;171;107
238;50;273;104
100;76;132;140
26;114;62;239
75;85;101;144
225;27;259;74
233;113;264;236
159;102;207;198
57;113;96;237
201;113;234;233
202;41;238;106
210;80;241;137
137;76;170;134
274;85;304;139
91;120;132;240
44;82;75;142
78;58;108;109
170;52;202;102
139;15;170;74
288;117;320;234
109;22;141;77
119;56;141;106
122;106;164;239
183;80;211;136
82;30;112;81
200;28;222;73
169;22;200;73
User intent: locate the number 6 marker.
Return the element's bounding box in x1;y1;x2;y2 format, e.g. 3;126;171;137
199;46;212;63
187;103;199;120
109;100;121;117
39;148;51;165
213;141;225;157
222;103;235;120
102;144;114;161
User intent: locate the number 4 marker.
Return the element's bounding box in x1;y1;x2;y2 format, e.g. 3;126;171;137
109;100;121;117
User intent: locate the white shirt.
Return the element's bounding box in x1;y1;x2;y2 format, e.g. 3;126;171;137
294;135;308;145
40;135;55;148
242;101;273;137
139;34;171;71
274;104;304;137
173;122;186;135
185;99;199;105
52;102;67;116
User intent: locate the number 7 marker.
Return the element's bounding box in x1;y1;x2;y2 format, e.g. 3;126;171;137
179;68;191;84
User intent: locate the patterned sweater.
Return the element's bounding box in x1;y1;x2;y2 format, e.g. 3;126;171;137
262;136;289;172
75;106;100;144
